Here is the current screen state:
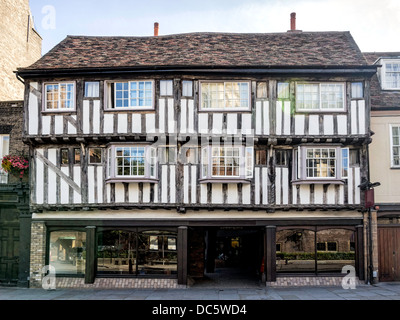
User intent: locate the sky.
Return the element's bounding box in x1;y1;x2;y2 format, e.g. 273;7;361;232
29;0;400;56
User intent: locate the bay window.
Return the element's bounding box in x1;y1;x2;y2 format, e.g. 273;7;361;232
44;82;75;111
293;146;351;182
296;83;345;111
200;81;250;110
107;144;157;181
201;145;253;181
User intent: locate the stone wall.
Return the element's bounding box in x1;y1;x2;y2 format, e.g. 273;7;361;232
364;210;379;284
0;0;42;101
267;276;363;287
56;278;186;289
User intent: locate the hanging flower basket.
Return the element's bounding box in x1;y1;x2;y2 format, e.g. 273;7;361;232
1;155;29;179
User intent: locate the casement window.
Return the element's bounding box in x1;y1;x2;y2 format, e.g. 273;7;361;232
277;82;290;99
89;148;102;164
44;82;75;111
107;145;157;181
381;60;400;90
201;145;253;180
160;80;173;96
257;82;268;99
0;135;10;183
106;81;154;110
296;83;345;111
85;82;100;98
391;125;400;168
182;81;193;97
351;82;364;99
200;81;250;110
293;146;350;182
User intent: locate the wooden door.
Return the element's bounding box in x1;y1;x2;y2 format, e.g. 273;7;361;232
0;208;19;286
378;227;400;281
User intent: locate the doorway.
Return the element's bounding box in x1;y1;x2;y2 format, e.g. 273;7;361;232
202;227;263;287
378;226;400;281
0;207;20;286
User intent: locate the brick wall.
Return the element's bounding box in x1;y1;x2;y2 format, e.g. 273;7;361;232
0;101;28;183
29;221;47;288
0;0;42;101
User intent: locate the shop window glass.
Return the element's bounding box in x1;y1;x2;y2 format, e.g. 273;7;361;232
137;231;177;276
97;230;137;275
49;231;86;275
316;229;355;274
276;229;315;273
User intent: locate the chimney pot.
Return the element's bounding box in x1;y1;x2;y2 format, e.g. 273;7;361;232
154;22;159;36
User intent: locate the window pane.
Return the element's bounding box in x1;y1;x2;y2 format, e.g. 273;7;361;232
201;82;249;109
85;82;100;98
257;82;268;99
137;231;177;275
351;82;363;99
276;229;316;273
160;80;173;96
61;149;69;165
49;231;86;275
316;229;355;274
97;230;137;275
321;84;344;110
89;148;102;164
182;81;193;97
74;149;81;164
277;82;290;99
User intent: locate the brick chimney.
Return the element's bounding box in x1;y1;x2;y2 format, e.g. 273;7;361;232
288;12;302;32
290;12;296;31
154;22;159;36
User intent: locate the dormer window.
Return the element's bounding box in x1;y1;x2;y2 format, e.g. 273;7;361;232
381;60;400;90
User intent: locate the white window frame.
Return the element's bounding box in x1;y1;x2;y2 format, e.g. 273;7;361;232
43;82;76;112
106;80;155;111
201;145;253;180
0;135;10;183
199;81;251;111
390;124;400;168
295;82;346;112
106;144;157;181
381;59;400;90
293;146;349;182
85;82;100;98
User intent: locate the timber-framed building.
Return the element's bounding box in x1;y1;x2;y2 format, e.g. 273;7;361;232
17;23;377;288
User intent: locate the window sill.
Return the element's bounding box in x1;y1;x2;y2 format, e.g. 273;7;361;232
292;179;345;185
41;110;76;114
106;178;159;184
104;107;155;112
199;178;251;184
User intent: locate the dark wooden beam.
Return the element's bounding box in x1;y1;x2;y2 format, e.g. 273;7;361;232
177;226;188;285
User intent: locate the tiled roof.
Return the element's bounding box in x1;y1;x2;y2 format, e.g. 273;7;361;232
363;52;400;110
20;31;368;71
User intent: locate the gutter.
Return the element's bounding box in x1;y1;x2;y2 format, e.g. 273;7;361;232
16;65;378;79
